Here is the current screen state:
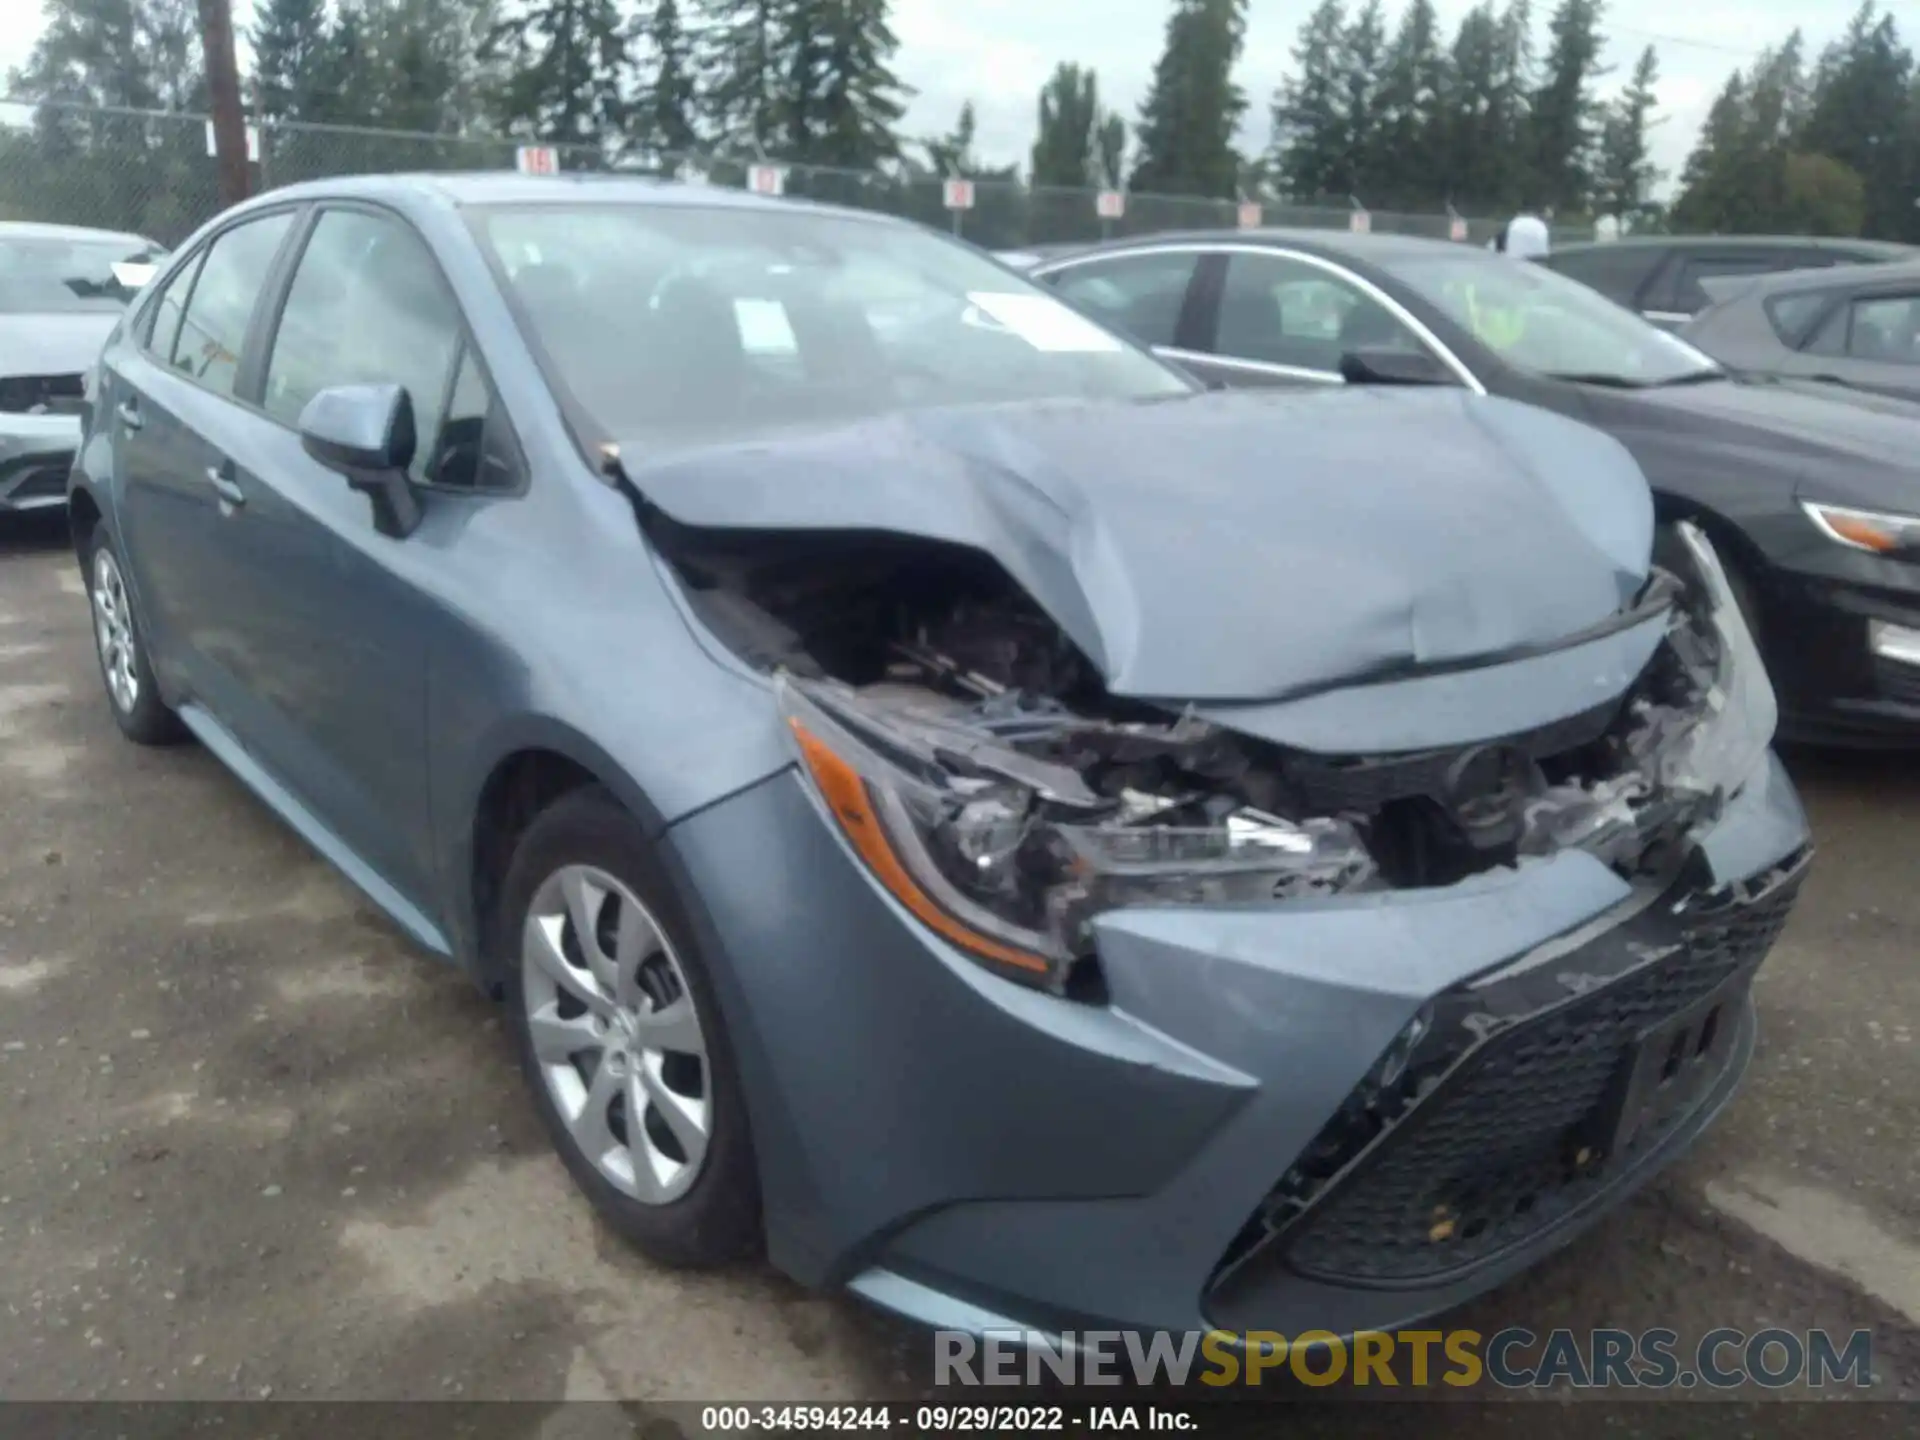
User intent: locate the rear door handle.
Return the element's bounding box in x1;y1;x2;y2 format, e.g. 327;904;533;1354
206;462;246;509
116;399;143;430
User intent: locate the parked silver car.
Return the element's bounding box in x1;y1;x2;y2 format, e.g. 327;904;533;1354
1682;259;1920;406
0;222;162;513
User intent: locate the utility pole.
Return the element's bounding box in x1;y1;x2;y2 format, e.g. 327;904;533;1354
198;0;250;207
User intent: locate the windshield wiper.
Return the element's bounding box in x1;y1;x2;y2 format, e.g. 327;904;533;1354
1644;369;1726;388
1540;368;1725;390
1539;371;1650;388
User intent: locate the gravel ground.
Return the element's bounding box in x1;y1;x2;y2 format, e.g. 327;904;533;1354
2;510;1917;1428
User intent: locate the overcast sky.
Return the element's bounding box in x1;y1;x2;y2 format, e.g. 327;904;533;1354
5;0;1916;205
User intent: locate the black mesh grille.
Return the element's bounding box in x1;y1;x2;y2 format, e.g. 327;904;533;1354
0;373;84;415
7;464;67;501
1220;859;1803;1291
1873;658;1920;709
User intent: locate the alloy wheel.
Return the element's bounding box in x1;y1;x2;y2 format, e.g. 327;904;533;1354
520;864;712;1204
91;547;140;714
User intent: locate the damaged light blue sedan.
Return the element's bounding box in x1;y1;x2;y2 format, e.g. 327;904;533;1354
70;175;1809;1341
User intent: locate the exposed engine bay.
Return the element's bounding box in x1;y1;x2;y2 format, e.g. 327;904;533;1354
652;514;1774;992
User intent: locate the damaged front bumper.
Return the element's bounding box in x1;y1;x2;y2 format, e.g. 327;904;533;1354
664;741;1809;1339
0;414;81;512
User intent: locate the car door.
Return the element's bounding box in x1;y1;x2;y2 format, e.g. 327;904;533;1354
193;202;509;919
1185;249;1457;391
1034;247;1215;363
1794;289;1920;402
106;208;299;708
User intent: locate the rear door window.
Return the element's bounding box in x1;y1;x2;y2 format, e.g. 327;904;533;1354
167;211;295;398
1766;290;1834;346
1045;251;1202;348
1215;251;1426;373
139;249;205;359
1671;253;1799;314
1845;295;1920;364
1542;247;1662;308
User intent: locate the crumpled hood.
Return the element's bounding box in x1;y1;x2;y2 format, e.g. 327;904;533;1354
625;387;1655;703
0;312;120;380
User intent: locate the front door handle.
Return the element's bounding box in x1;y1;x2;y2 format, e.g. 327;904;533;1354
116;399;143;430
206;462;246;510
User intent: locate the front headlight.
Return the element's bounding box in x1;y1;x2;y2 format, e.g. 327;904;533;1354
1658;522;1778;799
1801;499;1920;556
779;675;1374;992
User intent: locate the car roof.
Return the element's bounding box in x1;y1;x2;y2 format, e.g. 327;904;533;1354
1728;256;1920;297
1037;228;1466;263
0;219;155;246
246;170;881;223
1551;235;1919;259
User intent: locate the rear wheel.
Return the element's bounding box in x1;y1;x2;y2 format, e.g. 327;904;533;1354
84;526;185;746
500;788;761;1266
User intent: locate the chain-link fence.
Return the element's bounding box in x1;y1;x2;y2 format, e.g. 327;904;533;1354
0;95;1583;251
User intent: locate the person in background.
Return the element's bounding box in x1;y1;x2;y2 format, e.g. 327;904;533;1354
1490;209;1551;259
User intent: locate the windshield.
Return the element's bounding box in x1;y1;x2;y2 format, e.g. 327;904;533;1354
1380;251;1723;386
473;203;1192;451
0;233;164;313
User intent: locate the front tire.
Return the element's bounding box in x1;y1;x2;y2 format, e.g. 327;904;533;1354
500;788;762;1267
84;526;185;746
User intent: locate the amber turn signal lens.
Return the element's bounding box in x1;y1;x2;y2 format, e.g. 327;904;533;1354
788;718;1052;976
1823;512;1899;552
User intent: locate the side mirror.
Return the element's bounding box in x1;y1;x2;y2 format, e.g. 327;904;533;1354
298;383;423;539
1338;347;1455;387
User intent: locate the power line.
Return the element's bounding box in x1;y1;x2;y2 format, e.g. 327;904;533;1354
1608;8;1920;62
1608;26;1769;60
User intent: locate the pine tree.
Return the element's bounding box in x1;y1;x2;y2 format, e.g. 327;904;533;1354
306;5;370;124
695;0;786;154
633;0;700;153
12;0;162;109
1526;0;1603;212
779;0;828;157
924;100;977;177
141;0;202;110
1490;0;1536;206
808;0;910;168
1133;0;1249;198
361;0;470;132
1732;35;1807;229
1594;44;1659;222
1338;0;1386;199
1671;71;1749;231
486;0;631;147
1438;2;1505;210
252;0;332;119
1031;62;1100;188
1369;0;1449;207
1271;0;1347;200
1799;2;1913;238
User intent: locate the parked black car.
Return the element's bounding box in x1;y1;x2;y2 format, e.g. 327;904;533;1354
1537;235;1917;331
1680;258;1920;405
1031;230;1920;745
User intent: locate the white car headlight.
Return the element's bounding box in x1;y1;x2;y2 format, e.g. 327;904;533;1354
1660;522;1778;799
